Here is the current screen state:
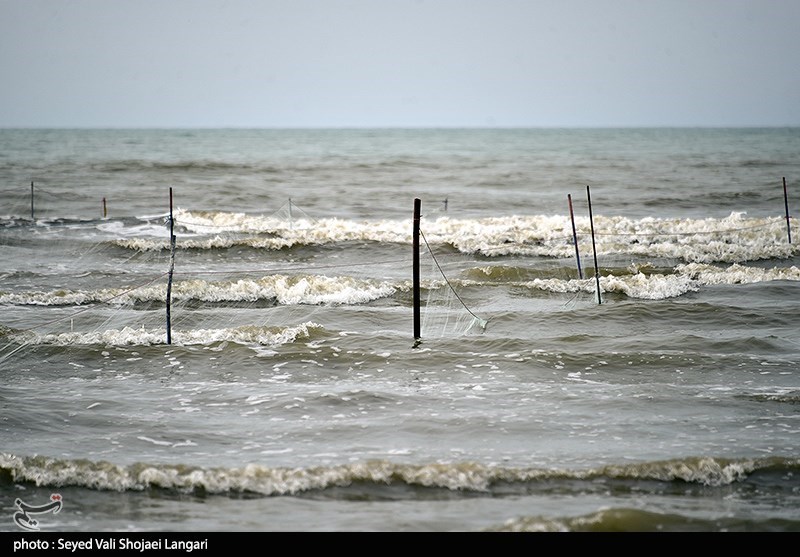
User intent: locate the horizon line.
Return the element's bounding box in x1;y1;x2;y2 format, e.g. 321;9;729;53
2;124;799;131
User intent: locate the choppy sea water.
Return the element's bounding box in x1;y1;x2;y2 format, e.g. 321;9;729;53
0;128;799;532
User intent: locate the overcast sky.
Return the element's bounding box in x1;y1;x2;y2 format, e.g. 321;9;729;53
1;0;798;128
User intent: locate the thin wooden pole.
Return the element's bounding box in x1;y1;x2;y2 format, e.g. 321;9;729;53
102;197;107;219
586;186;601;304
166;187;176;345
784;177;792;244
30;182;34;220
568;193;583;279
413;198;421;341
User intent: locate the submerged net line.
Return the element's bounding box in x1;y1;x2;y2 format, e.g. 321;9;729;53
0;270;173;365
416;220;490;338
1;222;487;353
0;271;170;332
1;189;797;353
0;196;415;357
420;228;484;325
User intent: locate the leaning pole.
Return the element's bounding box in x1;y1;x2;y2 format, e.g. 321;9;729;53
586;186;601;305
784;177;792;244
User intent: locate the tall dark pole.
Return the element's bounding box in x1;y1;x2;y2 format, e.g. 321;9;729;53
784;177;792;244
587;186;601;305
413;198;421;341
30;182;34;220
166;187;176;345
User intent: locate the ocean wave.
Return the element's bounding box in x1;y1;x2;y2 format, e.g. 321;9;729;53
0;275;399;307
677;262;800;284
738;391;800;405
7;322;324;348
513;272;699;300
579;262;798;300
1;454;796;496
488;507;799;532
96;159;268;173
2;262;798;310
470;261;799;300
112;210;798;264
422;212;797;264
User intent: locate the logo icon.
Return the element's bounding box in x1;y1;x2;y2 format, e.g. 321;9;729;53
13;494;62;531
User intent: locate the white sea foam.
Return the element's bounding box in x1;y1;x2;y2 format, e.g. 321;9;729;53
518;261;798;300
0;453;778;495
96;219;170;238
599;273;699;299
677;262;800;285
11;322;323;348
114;211;798;265
0;275;397;306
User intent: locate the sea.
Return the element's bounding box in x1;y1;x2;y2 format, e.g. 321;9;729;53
0;127;798;534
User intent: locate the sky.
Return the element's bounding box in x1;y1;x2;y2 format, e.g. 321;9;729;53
1;0;799;128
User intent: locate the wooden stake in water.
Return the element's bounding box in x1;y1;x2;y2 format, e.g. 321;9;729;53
102;197;107;219
586;186;601;304
30;182;34;220
568;193;583;279
166;187;176;345
784;177;792;244
413;198;421;341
